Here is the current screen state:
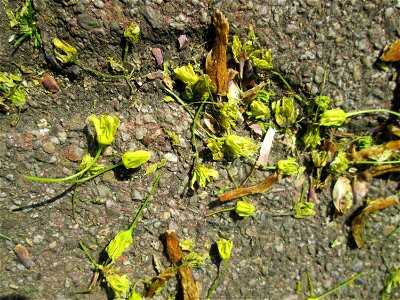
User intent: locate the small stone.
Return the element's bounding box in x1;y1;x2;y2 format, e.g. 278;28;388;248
33;235;44;244
42;142;56;154
66;145;84;162
94;0;105;9
42;75;60;93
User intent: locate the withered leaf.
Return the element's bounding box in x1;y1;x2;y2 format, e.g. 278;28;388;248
219;173;279;202
177;266;200;300
242;81;266;104
146;267;175;298
332;176;353;215
368;164;400;177
352;196;399;248
205;10;229;96
380;40;400;62
351;140;400;161
165;230;183;266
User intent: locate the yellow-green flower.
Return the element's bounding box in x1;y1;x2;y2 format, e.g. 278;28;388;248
319;109;348;126
88;115;120;147
106;229;133;262
293;201;316;219
121;150;151;169
216;238;233;261
190;164;219;189
224;134;258;158
174;65;199;86
302;124;321;149
105;272;132;298
124;23;140;45
78;153;105;175
53;38;78;64
277;158;299;175
182;252;210;268
235;200;255;217
328;151;349;175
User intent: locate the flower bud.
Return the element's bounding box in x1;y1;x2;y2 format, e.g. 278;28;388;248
174;65;199;86
319;109;348;127
235;200;255;217
216;238;233;261
121;150;151;169
277;158;299;175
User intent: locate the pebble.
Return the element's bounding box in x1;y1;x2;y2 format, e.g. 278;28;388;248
33;235;44;244
66;145;84;162
94;0;105;9
42;142;56;154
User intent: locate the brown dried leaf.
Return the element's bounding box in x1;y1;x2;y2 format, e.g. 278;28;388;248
165;230;183;266
242;81;266;104
351;140;400;161
205;10;229;95
369;164;400;177
146;267;176;298
177;266;200;300
14;244;33;269
203;112;220;134
332;176;353;215
380;40;400;62
219;173;279;202
352;196;399;248
389;125;400;137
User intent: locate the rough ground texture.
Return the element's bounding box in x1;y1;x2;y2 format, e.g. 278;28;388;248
1;0;400;299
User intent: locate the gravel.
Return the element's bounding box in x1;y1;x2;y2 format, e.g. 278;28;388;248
0;0;399;299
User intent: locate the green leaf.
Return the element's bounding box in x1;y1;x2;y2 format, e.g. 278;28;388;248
293;201;316;219
235;200;256;217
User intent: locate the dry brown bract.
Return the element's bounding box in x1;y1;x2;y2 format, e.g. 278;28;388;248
219;173;280;202
206;10;229;96
351;196;399;248
165;230;200;300
380;39;400;62
351;140;400;161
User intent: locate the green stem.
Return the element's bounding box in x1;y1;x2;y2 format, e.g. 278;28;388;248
206;207;235;217
271;70;292;90
164;87;195;119
79;242;102;269
206;259;229;299
346;109;400;119
0;233;12;241
128;173;161;233
74;60;125;80
308;271;364;300
24;145;105;183
65;161;123;184
308;271;315;298
191;100;206;164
